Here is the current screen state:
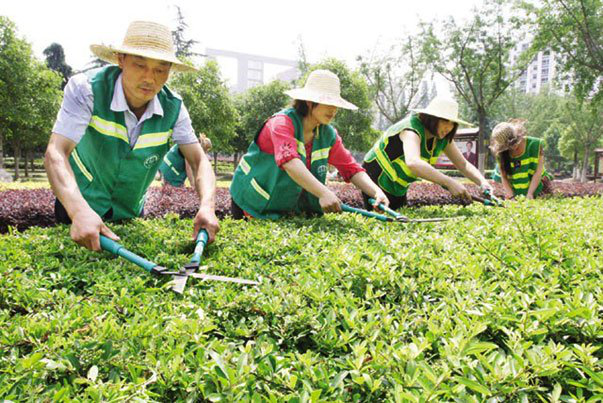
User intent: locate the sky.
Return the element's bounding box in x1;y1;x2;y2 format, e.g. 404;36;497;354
3;0;480;89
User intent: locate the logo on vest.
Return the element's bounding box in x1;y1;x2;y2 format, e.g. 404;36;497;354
143;154;160;169
317;165;328;178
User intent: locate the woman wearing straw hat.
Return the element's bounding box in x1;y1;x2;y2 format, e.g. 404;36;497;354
490;119;552;199
44;21;219;251
229;69;389;219
363;97;493;209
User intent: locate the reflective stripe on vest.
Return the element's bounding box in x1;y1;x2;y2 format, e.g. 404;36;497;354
89;115;128;144
72;149;93;182
134;130;172;150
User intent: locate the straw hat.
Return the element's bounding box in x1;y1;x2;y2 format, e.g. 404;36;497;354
411;97;472;126
284;70;358;110
489;119;527;154
90;21;196;73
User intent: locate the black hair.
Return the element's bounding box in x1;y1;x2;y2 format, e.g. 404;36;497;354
293;99;318;118
498;151;512;178
418;113;458;142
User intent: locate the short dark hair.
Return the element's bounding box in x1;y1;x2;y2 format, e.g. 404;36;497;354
293;99;318;118
418;113;458;142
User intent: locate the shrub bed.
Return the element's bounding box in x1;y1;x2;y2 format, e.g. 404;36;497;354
1;181;602;233
0;198;602;400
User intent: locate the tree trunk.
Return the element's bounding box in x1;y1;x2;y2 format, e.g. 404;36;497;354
233;152;239;170
580;146;590;183
573;149;579;181
0;135;3;169
477;112;487;174
13;144;21;180
213;152;218;174
24;150;29;178
30;152;35;172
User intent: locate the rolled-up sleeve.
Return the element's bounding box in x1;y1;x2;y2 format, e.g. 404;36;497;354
328;133;365;182
52;74;94;144
171;104;199;145
256;115;300;168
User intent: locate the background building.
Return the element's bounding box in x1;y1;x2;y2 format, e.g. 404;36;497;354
510;42;559;94
206;48;300;93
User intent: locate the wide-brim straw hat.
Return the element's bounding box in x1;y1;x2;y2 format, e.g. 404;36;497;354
90;21;196;73
489;119;526;154
411;97;472;126
284;69;358;110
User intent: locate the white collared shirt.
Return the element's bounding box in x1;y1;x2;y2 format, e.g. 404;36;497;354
52;71;198;147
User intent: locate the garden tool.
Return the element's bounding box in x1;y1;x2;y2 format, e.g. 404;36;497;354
99;233;258;294
342;203;454;223
171;229;259;293
367;198;457;223
471;189;505;207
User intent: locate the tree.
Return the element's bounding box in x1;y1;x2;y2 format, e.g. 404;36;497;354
420;0;533;171
358;36;434;128
232;80;291;163
9;60;62;179
43;42;72;89
171;5;200;59
301;58;375;152
558;98;603;181
170;60;239;168
530;0;603;103
0;16;34;169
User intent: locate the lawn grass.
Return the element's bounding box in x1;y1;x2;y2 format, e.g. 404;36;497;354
0;197;602;401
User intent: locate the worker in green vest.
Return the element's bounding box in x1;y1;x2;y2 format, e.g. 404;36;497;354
363;97;493;209
490;119;553;199
230;70;389;219
44;21;219;251
160;133;213;190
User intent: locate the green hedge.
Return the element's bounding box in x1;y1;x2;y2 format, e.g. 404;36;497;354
1;198;602;400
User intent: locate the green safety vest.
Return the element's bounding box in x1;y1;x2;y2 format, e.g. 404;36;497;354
492;136;552;196
69;66;182;220
159;145;187;187
230;108;336;219
364;114;449;196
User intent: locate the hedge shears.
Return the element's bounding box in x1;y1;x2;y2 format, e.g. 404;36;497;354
99;230;258;294
342;201;456;223
471;189;505;207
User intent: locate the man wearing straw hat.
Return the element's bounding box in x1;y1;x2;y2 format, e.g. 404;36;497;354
44;21;219;251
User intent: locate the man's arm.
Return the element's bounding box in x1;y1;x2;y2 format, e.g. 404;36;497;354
44;133;119;250
179;142;220;242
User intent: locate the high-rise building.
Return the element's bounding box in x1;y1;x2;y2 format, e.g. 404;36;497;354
206;48;300;93
510;42;559;94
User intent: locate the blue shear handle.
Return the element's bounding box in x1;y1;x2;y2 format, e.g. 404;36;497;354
341;204;391;222
368;198;401;218
190;229;209;265
99;235;157;272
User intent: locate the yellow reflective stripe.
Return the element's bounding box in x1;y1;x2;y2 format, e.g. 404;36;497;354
511;170;535;180
513;182;530;189
393;159;417;179
520;157;539;166
162;154;180;175
72;149;93;182
430;156;439;164
375;147;409;187
296;140;306;158
250;178;270;200
240;158;251;175
134;130;171;150
311;147;330;162
90;115;128;144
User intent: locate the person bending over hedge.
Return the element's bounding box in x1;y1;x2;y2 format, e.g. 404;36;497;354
490;119;552;199
229;69;389;219
160;133;213;191
362;97;493;209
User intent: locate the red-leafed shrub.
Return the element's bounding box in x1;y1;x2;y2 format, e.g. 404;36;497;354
1;181;601;233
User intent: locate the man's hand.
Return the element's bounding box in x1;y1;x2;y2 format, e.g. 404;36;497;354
194;205;220;243
480;181;494;194
319;189;342;213
446;179;472;203
70;208;119;251
371;188;390;211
